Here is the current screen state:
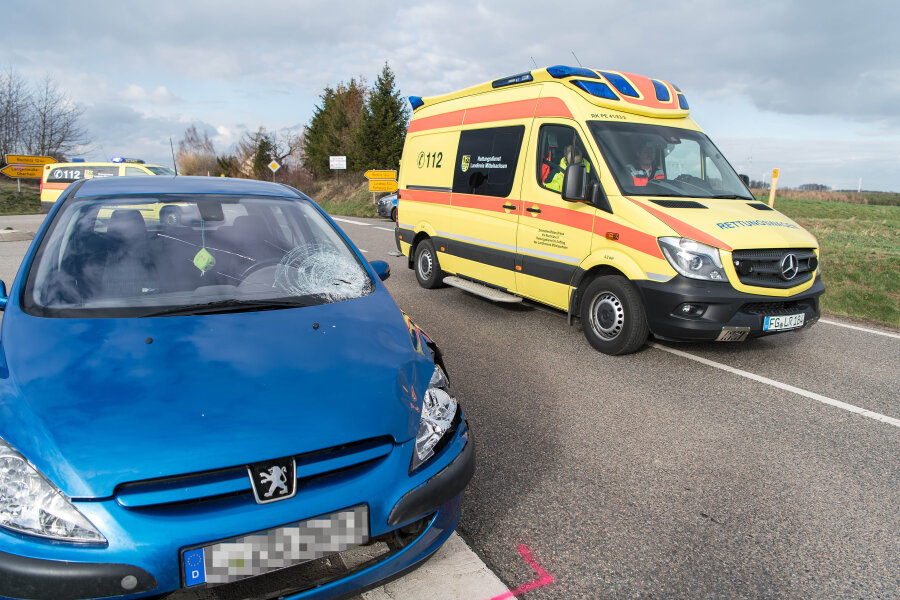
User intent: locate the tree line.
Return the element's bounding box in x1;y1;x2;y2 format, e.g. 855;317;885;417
0;68;89;161
176;62;409;183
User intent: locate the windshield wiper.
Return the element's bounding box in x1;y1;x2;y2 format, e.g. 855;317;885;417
141;297;317;317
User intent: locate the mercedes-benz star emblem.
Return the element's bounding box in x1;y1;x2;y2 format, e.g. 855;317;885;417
780;253;799;280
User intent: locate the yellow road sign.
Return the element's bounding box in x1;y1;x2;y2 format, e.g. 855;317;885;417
5;154;55;166
1;164;44;178
368;179;399;193
365;170;397;180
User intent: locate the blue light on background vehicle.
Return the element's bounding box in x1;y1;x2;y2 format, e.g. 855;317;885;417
492;72;534;88
110;156;124;163
573;80;619;101
408;96;424;110
547;65;600;79
598;72;639;98
652;80;671;102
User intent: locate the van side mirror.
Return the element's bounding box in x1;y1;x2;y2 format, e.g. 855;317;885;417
0;280;7;311
561;163;587;202
369;260;391;281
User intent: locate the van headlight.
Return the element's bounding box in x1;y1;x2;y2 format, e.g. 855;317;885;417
658;237;726;281
411;365;458;471
0;437;106;543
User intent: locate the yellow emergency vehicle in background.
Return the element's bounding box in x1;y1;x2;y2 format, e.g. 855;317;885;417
396;66;824;355
40;158;180;223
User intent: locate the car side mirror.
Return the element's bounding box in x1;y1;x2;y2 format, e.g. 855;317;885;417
370;260;391;281
561;163;587;202
0;280;7;311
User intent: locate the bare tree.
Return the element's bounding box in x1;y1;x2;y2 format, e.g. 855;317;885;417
176;124;217;175
25;75;89;159
0;67;32;159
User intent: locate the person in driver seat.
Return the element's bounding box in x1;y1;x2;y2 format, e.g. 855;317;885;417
627;140;665;186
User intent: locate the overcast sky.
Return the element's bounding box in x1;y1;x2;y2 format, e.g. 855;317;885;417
5;1;899;191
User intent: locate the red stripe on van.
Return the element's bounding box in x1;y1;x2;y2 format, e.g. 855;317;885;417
462;99;537;125
534;97;573;119
593;214;665;260
402;188;452;206
407;110;466;133
451;193;520;213
626;197;732;251
42;182;69;190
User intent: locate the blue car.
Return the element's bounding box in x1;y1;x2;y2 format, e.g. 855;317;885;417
0;176;473;600
376;194;397;222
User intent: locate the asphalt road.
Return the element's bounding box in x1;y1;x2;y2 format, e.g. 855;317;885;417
336;216;899;600
2;213;898;599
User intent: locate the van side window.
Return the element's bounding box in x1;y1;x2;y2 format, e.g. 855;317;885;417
537;125;596;194
451;126;525;197
124;167;150;176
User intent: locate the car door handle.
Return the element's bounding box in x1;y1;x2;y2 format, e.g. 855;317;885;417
526;207;542;213
502;203;517;210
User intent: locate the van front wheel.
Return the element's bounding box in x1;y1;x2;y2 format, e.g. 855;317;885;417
580;275;648;355
414;239;444;289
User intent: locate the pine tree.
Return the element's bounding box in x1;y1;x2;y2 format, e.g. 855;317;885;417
355;63;409;171
302;80;367;178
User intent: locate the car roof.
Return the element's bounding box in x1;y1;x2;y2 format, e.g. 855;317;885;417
71;175;306;198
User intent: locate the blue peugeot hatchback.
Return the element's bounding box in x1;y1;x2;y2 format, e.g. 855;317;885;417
0;176;473;599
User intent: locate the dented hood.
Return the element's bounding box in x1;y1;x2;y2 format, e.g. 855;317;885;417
0;291;433;499
628;197;819;251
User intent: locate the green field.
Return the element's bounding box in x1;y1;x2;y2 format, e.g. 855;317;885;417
0;180;40;215
771;196;899;326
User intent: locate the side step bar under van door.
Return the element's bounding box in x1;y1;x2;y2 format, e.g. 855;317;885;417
443;276;522;303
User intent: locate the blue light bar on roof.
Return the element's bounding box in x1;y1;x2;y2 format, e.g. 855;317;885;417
409;96;424;110
572;80;619;101
598;72;639;98
71;158;85;163
547;65;600;79
677;94;689;110
652;80;671;102
110;156;124;163
492;72;534;88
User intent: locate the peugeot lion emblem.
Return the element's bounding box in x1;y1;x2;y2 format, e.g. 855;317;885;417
780;253;799;280
248;456;297;504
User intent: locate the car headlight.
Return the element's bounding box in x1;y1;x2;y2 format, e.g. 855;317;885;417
0;437;106;543
411;365;458;472
658;237;726;281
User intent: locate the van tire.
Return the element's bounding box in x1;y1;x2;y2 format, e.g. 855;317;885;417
580;275;648;355
414;239;444;289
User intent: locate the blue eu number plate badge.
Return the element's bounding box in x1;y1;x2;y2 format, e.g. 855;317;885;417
183;548;206;586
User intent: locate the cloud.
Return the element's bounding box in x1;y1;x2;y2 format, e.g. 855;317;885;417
120;84;182;106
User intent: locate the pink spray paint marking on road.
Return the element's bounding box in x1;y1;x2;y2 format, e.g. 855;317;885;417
486;545;554;600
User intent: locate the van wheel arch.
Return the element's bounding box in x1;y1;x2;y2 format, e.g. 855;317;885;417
409;232;431;270
570;265;629;321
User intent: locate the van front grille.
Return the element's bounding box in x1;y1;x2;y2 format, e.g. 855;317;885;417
731;248;817;289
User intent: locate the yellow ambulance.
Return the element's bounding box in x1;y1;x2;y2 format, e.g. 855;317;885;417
40;158;178;221
396;66;824;355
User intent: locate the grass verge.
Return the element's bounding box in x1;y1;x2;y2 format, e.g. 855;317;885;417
771;196;899;326
0;180;41;215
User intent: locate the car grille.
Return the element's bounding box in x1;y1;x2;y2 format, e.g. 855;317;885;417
731;248;817;289
115;437;393;509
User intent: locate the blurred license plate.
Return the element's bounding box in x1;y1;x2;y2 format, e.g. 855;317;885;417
182;506;368;587
764;314;805;331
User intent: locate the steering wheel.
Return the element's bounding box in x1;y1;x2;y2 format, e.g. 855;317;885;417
238;259;281;282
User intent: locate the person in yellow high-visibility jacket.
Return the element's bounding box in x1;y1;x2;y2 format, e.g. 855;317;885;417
546;145;592;193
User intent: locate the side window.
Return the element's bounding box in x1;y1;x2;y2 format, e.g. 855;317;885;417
537;125;596;194
451;125;524;197
124;167;150;176
84;166;119;179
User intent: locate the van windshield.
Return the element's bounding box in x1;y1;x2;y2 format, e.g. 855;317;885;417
23;194;373;318
587;121;753;200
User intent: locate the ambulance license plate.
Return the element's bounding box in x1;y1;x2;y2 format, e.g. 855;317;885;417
764;313;805;331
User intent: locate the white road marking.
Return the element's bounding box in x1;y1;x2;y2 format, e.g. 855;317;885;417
374;226;395;232
819;318;900;340
649;342;900;428
332;217;371;226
